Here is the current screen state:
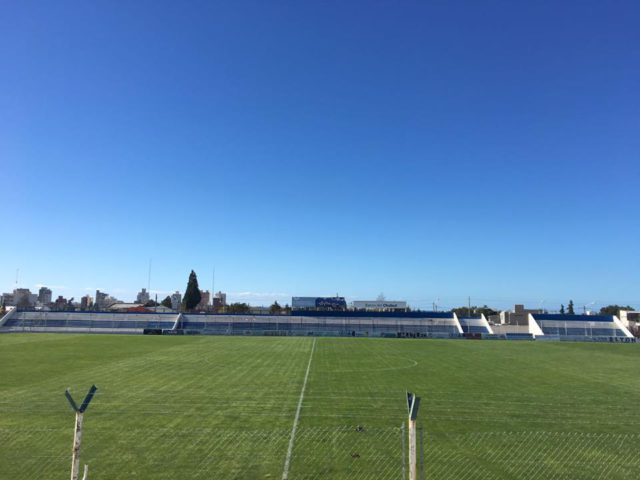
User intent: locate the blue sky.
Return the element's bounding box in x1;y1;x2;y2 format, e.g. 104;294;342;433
1;1;638;310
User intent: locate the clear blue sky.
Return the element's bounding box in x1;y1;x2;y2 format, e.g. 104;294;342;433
1;1;638;310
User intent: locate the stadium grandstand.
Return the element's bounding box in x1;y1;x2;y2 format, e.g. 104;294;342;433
1;307;636;342
530;313;633;340
1;309;463;338
0;310;178;334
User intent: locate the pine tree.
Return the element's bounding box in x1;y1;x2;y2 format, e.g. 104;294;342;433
560;304;565;315
182;270;202;312
567;300;575;315
161;296;172;309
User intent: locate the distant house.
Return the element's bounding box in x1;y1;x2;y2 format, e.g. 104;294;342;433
151;306;175;313
108;303;150;313
108;303;175;314
488;304;544;325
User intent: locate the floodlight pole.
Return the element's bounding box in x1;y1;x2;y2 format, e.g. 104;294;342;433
406;392;421;480
65;385;98;480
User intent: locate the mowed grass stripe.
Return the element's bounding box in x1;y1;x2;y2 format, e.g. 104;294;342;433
282;337;316;479
0;335;314;479
304;339;639;431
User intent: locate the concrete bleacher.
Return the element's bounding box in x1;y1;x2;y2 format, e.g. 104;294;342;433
289;311;463;337
181;311;463;337
4;311;178;334
458;315;494;335
2;310;636;342
0;306;16;328
530;313;633;340
3;310;464;338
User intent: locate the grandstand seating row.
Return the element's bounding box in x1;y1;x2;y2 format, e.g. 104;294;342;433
1;310;634;341
458;317;494;335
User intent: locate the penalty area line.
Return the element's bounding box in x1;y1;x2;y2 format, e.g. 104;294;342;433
282;337;316;480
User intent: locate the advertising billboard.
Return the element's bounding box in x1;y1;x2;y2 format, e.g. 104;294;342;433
315;297;347;309
292;297;318;309
292;297;347;310
353;301;407;310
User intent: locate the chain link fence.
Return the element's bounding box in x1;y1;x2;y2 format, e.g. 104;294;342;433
4;423;638;479
0;424;406;480
426;431;640;480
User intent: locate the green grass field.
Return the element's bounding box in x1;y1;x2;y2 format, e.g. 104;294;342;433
1;334;639;479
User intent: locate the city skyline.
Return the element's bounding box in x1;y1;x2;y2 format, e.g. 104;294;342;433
2;271;636;313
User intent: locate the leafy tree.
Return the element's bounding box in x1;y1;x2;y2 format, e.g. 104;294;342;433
567;300;575;315
227;302;251;314
599;305;634;316
476;305;498;317
560;304;565;315
144;300;159;307
452;307;470;317
269;301;282;315
452;305;497;318
182;270;202;312
161;296;172;309
16;296;32;310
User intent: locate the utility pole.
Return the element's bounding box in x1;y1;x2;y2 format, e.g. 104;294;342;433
65;385;98;480
147;259;152;293
406;391;421;480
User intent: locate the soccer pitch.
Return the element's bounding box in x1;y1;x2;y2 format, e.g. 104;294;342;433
1;334;639;479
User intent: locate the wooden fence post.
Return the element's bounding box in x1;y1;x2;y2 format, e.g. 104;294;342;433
406;392;421;480
71;412;84;480
65;385;98;480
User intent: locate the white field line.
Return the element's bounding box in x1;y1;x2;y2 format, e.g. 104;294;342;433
281;337;316;480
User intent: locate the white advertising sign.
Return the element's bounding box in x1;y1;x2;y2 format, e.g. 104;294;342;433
353;301;407;309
